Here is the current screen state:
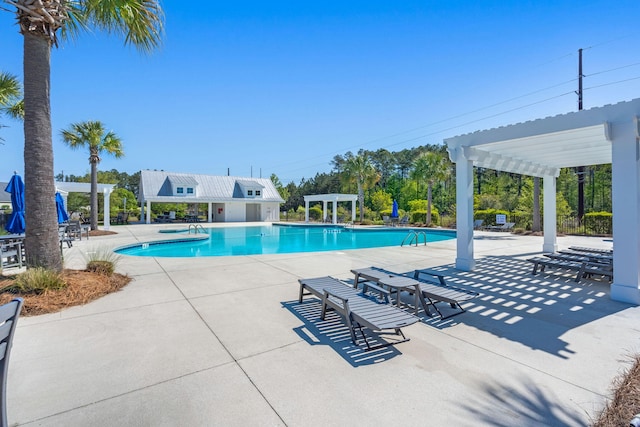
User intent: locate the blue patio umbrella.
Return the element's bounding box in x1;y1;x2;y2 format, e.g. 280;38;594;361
55;192;69;223
4;173;25;234
391;200;399;219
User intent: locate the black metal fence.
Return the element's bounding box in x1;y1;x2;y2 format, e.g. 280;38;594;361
498;213;612;236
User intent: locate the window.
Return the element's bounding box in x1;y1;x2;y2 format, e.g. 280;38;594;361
187;188;194;194
248;190;253;196
177;187;184;194
255;190;261;196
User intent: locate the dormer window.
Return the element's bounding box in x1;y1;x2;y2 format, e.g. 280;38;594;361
248;190;253;196
177;187;184;194
255;190;261;196
187;188;194;194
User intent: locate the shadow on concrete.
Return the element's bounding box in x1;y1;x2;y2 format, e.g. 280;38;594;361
398;255;632;359
460;377;587;426
282;299;404;366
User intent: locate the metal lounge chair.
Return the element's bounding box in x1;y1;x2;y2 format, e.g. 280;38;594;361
0;298;23;427
352;267;480;319
298;276;419;351
487;222;515;231
527;256;613;282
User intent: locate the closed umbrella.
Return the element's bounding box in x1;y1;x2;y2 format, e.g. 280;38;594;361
55;192;69;223
4;173;25;234
391;200;399;219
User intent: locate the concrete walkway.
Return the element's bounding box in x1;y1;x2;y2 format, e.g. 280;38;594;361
7;223;637;426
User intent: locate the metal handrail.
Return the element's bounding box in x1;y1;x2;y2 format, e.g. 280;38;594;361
400;231;427;247
188;224;207;234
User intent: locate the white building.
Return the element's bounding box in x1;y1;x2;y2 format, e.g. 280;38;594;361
138;170;284;223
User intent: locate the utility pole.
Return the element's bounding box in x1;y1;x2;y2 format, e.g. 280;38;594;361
577;48;585;223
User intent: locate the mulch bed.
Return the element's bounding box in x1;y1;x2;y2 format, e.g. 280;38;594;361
0;269;131;316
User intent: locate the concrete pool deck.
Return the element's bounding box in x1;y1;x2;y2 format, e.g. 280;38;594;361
7;223;638;426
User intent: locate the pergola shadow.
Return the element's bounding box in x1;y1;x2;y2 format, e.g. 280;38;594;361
401;255;630;359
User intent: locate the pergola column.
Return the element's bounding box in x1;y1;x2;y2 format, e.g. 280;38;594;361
351;200;356;222
304;200;309;222
610;119;640;304
146;201;152;224
208;202;212;222
542;175;557;253
450;147;475;270
323;201;328;222
332;202;338;224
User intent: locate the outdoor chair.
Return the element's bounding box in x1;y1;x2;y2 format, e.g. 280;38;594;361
351;267;480;319
298;276;419;351
0;298;24;427
487;222;515;232
382;215;391;226
0;239;24;270
398;215;410;226
473;219;484;230
527;256;613;282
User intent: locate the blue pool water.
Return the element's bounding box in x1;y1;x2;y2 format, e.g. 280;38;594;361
115;224;456;257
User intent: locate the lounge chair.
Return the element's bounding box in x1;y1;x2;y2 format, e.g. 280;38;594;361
298;276;419;350
0;298;23;427
473;219;484;230
382;215;391;226
412;269;480;319
398;215;410;227
527;256;613;282
487;222;515;232
352;267;480;319
568;246;613;255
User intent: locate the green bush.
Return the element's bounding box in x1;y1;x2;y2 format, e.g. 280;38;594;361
585;211;613;235
410;210;439;225
308;205;323;221
474;209;510;226
9;267;66;293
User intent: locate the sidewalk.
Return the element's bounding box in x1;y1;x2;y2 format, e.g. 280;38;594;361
8;224;637;426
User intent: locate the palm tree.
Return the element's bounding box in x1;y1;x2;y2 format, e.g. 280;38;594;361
410;151;451;225
2;0;164;270
0;71;23;141
341;152;379;222
61;121;124;230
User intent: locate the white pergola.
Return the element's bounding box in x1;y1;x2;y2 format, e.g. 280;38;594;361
54;181;116;230
445;98;640;304
303;193;358;224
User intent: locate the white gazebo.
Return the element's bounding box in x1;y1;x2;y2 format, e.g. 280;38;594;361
445;98;640;304
303;194;358;224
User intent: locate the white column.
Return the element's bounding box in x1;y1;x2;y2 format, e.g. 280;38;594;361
542;175;558;253
304;200;309;222
452;148;475;270
351;200;356;222
610;120;640;304
146;201;151;224
103;188;111;230
332;201;338;224
323;201;327;222
207;202;212;222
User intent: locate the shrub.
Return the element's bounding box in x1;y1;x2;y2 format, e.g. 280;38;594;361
410;210;440;226
308;205;323;221
84;249;122;276
9;267;66;294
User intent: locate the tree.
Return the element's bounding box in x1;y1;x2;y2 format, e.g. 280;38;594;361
411;151;451;225
61;121;124;231
0;71;23;142
3;0;164;270
341;152;379;222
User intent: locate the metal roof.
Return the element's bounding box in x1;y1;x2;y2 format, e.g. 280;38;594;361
445;98;640;177
139;170;284;203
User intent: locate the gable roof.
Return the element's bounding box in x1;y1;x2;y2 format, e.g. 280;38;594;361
139;170;284;203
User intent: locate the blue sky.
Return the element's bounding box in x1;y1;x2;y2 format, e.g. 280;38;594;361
1;1;639;185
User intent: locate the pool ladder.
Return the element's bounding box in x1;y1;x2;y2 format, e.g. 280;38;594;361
401;231;427;247
188;224;206;234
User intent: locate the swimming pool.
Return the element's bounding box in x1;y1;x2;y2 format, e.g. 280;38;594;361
115;224;456;257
